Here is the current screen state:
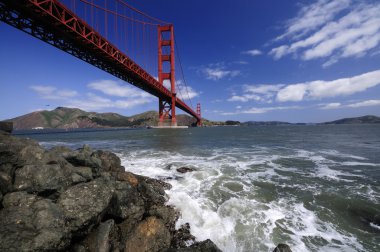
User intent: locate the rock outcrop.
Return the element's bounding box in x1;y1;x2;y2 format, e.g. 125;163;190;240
0;131;220;252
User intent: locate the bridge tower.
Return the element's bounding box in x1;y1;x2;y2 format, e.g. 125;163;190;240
158;25;177;126
196;103;202;126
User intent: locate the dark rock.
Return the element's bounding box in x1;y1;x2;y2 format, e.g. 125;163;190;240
110;180;145;220
136;175;172;208
14;164;71;195
83;219;115;252
49;145;72;156
0;171;12;194
138;180;167;208
273;243;292;252
148;205;179;232
166;239;221;252
170;223;195;249
116;171;139;187
74;166;94;181
0;121;13;133
58;177;115;235
95;150;124;173
176;167;195;174
0;133;45;178
64;145;102;175
71;173;88;184
124;216;171;252
2;191;37;208
0;193;70;251
71;244;87;252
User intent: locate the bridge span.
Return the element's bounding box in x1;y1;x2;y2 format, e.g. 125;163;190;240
0;0;202;126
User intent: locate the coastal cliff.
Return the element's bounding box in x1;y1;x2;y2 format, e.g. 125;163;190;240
0;131;221;251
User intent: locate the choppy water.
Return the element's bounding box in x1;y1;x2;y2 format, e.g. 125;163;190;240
19;125;380;252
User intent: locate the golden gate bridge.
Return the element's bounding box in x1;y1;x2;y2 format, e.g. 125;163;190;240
0;0;202;126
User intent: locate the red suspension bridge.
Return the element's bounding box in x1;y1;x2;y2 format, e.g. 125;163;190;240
0;0;202;126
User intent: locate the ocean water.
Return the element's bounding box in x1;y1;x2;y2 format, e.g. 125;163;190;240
18;125;380;252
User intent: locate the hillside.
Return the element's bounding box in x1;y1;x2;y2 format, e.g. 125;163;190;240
323;115;380;124
8;107;198;130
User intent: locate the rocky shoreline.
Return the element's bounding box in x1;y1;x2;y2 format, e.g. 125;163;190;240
0;131;223;251
0;131;292;252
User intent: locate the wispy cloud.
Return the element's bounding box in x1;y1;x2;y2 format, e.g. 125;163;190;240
222;105;301;115
177;82;200;100
30;85;78;100
228;70;380;104
87;80;152;98
198;62;240;81
320;99;380;109
66;93;151;111
270;0;380;66
202;67;240;81
320;102;342;110
242;49;262;56
348;99;380;108
30;80;154;112
228;84;283;103
276;69;380;102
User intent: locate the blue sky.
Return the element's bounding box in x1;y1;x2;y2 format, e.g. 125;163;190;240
1;0;380;123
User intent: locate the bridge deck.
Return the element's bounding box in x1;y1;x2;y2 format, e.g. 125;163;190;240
0;0;200;123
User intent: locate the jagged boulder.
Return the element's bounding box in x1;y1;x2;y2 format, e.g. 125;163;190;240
110;180;145;220
95;150;124;173
58;177;115;235
148;205;179;232
83;219;115;252
273;244;292;252
170;223;195;249
0;192;70;251
0;121;13;133
0;132;45;179
13;163;72;195
124;216;171;252
64;145;102;174
0;171;12;194
166;239;222;252
176;167;196;174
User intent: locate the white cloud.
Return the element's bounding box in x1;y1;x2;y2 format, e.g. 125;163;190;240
347;99;380;108
66;93;151;111
270;0;380;66
320;102;342;109
201;67;240;81
30;80;154;112
320;99;380;109
30;85;56;95
243;49;262;56
233;61;249;65
30;85;78;99
88;80;152;98
228;84;283;103
269;46;289;60
175;80;200;100
222;105;300;115
277;69;380;102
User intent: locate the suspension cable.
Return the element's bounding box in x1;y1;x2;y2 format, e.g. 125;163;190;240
78;0;161;26
175;38;194;110
115;0;169;25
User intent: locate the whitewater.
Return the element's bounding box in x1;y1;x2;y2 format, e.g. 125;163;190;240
27;124;380;251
